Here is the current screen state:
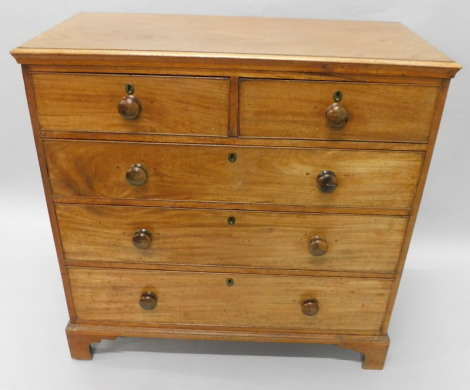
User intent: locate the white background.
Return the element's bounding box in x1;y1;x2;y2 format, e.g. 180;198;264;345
1;1;469;389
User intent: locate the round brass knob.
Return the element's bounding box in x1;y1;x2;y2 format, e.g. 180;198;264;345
132;228;152;250
118;95;142;120
126;163;148;186
316;170;337;193
325;102;349;129
302;298;319;316
139;291;157;310
309;236;328;256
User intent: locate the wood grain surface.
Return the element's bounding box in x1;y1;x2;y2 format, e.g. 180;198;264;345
33;73;229;135
11;15;461;78
40;130;429;151
12;14;459;70
66;322;390;369
21;66;78;320
68;267;393;333
26;64;447;85
380;79;453;333
56;204;408;272
240;79;439;142
11;13;461;368
44;140;424;210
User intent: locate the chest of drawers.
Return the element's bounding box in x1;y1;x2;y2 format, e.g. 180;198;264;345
11;13;460;369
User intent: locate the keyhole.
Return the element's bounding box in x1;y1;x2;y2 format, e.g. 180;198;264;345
125;83;135;95
333;90;343;102
226;278;234;287
228;152;237;163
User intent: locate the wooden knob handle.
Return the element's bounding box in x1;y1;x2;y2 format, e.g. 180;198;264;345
316;170;337;193
118;95;142;120
302;298;319;316
325;102;349;128
309;236;328;256
133;228;152;249
139;291;157;310
126;163;148;186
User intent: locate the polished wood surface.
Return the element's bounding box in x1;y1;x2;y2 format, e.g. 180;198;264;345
12;13;460;369
20;66;78;321
27;64;446;85
381;79;453;333
14;14;450;60
339;338;390;370
52;195;413;217
66;322;390;368
68;267;393;333
11;14;460;78
44;140;424;210
56;204;407;272
66;326;117;360
240;79;439;142
41;130;429;151
33;73;229;135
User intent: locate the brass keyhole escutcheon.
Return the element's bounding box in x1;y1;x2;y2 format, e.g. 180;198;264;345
227;216;236;225
226;278;234;287
228;152;237;163
125;83;135;95
333;90;343;102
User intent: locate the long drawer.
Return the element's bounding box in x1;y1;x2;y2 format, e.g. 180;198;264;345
44;140;424;210
57;204;407;273
239;79;439;142
33;73;230;135
68;267;393;334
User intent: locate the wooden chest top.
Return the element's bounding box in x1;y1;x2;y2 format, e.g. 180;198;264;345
11;13;460;77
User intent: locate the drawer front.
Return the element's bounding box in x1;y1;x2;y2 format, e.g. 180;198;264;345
57;204;407;273
45;140;423;210
68;267;393;333
33;73;230;135
239;79;439;142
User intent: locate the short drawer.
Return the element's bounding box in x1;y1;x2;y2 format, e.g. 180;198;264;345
57;204;407;273
44;140;423;210
239;79;439;142
68;267;393;334
32;73;229;135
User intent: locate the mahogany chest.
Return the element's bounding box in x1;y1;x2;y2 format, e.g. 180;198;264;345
11;13;460;369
